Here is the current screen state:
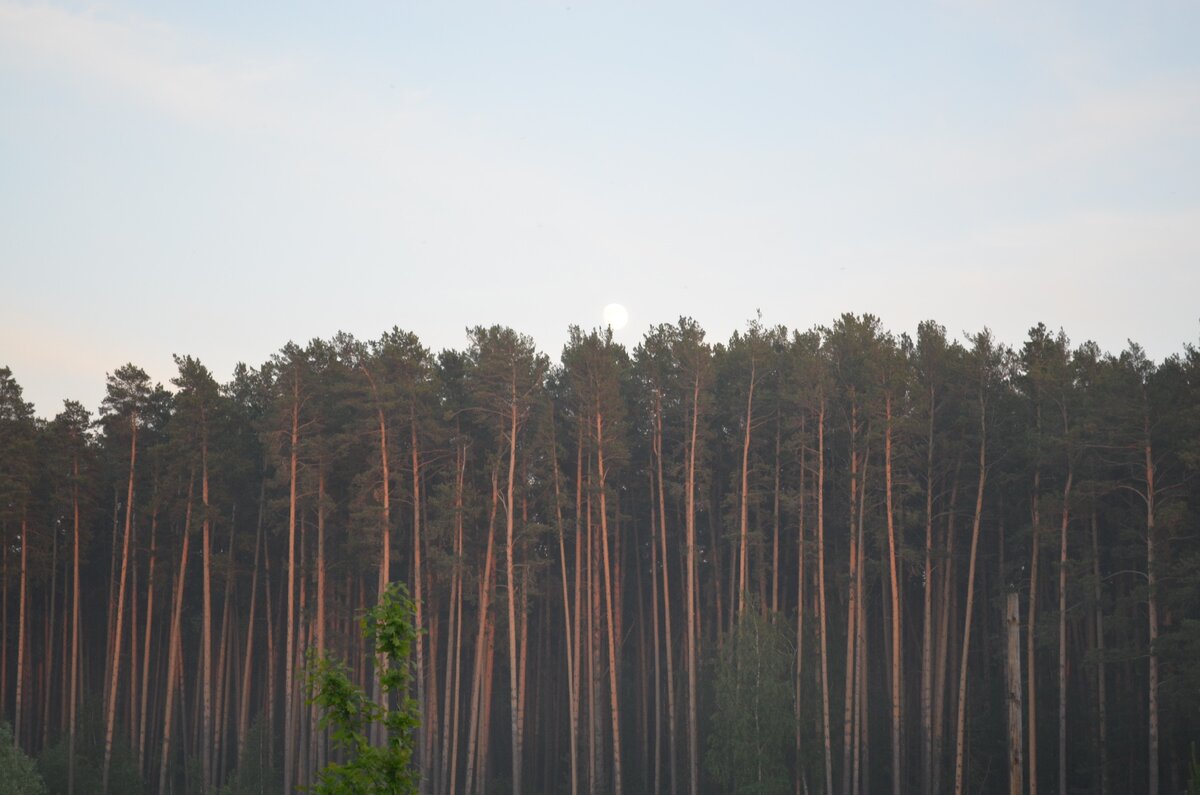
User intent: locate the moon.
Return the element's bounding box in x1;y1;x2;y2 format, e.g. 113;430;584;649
602;303;629;331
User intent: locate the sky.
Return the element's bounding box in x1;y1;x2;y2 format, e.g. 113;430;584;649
2;1;1199;417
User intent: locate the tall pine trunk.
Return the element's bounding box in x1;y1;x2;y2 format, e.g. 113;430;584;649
1057;466;1073;795
69;453;82;795
283;374;300;795
1144;415;1159;795
1005;592;1023;795
1090;511;1109;795
738;361;756;614
953;369;988;795
411;416;428;795
159;475;194;795
655;394;679;795
816;397;834;795
102;409;138;792
505;390;524;795
685;373;701;795
596;409;623;794
921;380;936;795
552;415;581;795
885;392;902;795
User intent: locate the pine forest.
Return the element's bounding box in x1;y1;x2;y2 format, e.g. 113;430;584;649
2;314;1200;795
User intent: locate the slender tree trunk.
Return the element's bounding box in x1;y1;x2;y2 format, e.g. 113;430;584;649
201;423;214;792
1006;592;1024;795
649;477;662;795
129;514;139;753
816;398;834;795
361;365;392;748
551;416;581;795
464;469;498;795
444;438;466;795
1090;510;1109;795
69;453;81;795
852;443;870;795
921;381;936;795
283;374;300;795
655;394;679;795
16;513;29;749
43;520;58;753
587;466;598;795
159;475;194;795
932;469;959;795
773;420;781;615
841;400;859;795
411;416;428;795
953;381;987;795
505;388;524;795
237;486;264;764
1058;467;1073;795
2;538;7;734
738;361;756;615
1145;418;1159;795
212;516;235;785
686;373;701;795
885;393;902;795
102;411;138;793
138;505;159;774
796;430;807;795
596;410;623;794
1028;454;1042;795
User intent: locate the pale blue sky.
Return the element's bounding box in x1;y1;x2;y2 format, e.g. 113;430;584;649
2;1;1198;415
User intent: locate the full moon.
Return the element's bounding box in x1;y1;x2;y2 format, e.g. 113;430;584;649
602;303;629;330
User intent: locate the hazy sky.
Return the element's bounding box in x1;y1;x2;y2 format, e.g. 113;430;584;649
3;1;1198;416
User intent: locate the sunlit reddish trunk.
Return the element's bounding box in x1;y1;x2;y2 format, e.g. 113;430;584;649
1144;416;1159;795
411;416;428;794
103;408;138;793
738;361;756;615
885;393;902;795
1028;416;1042;795
201;420;213;792
138;505;159;774
15;513;29;749
932;469;959;795
504;385;525;795
841;399;859;795
237;489;264;764
360;364;391;749
685;372;701;795
795;425;807;795
443;437;466;795
815;398;833;795
159;476;194;795
921;380;936;795
464;469;498;795
1058;465;1073;795
283;373;300;795
596;409;623;794
654;393;679;795
1090;511;1109;795
551;416;580;795
953;377;988;795
69;452;82;795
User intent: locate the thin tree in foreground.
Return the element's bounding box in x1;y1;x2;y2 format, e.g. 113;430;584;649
306;582;421;794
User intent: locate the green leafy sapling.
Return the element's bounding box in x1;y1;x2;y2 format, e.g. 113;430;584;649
306;583;421;795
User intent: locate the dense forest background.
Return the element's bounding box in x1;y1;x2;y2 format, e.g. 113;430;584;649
1;314;1198;794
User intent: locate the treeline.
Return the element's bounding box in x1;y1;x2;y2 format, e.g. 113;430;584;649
1;315;1199;795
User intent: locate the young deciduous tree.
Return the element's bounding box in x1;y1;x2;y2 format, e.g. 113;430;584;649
307;582;421;795
706;606;793;795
